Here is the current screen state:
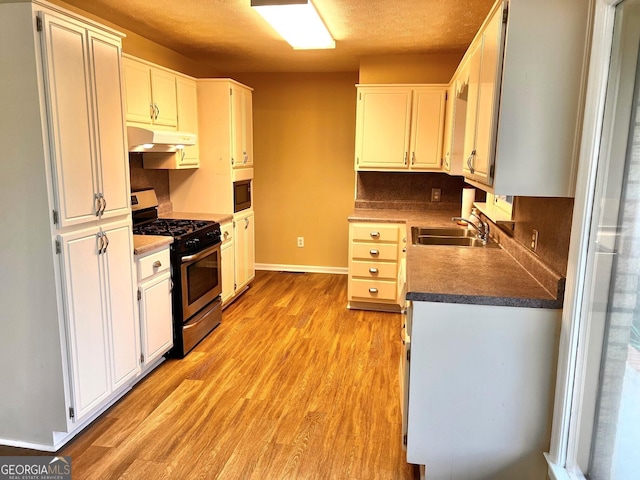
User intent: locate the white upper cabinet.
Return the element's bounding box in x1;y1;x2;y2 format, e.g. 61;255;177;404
122;56;178;128
231;83;254;169
355;85;446;171
456;0;591;196
410;88;446;170
40;12;130;228
462;6;503;186
176;77;200;167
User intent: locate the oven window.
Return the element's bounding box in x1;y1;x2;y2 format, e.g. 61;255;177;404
186;250;220;305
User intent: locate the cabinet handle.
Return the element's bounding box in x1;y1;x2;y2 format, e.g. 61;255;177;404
103;232;109;253
100;195;107;215
180;150;186;163
370;231;380;238
154;103;160;120
245;217;249;229
370;249;379;256
96;232;105;254
369;268;378;274
94;193;101;217
467;150;475;174
411;152;416;165
153;260;162;268
369;288;378;294
150;103;155;120
404;152;408;165
224;231;229;239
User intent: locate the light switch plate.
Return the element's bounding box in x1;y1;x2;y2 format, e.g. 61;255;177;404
431;188;441;202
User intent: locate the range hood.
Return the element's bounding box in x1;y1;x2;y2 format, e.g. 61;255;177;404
127;126;196;153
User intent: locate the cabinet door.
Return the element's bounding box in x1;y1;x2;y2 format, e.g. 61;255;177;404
472;7;504;186
231;85;253;168
221;240;235;304
102;222;140;389
40;13;98;228
122;57;152;124
59;226;111;422
234;211;255;290
176;77;200;168
88;31;130;219
355;87;412;169
150;68;178;127
463;40;483;177
410;88;446;170
441;87;454;172
139;271;173;364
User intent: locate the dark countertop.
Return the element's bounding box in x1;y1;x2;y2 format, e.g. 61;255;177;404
349;208;563;309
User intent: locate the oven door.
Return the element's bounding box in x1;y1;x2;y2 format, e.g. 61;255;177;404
179;243;222;320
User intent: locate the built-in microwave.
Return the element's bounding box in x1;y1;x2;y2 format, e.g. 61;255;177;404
233;179;252;212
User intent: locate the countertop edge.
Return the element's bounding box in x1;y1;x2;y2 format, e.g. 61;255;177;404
405;292;563;309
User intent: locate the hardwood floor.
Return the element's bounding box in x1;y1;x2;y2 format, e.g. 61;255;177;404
1;271;417;479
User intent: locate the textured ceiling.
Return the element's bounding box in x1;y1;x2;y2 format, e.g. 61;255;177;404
61;0;495;72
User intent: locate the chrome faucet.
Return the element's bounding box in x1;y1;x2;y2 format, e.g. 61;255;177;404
452;209;490;243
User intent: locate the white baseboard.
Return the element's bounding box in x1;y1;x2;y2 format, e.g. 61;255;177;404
255;263;348;275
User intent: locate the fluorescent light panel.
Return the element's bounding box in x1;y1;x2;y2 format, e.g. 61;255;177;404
251;0;335;50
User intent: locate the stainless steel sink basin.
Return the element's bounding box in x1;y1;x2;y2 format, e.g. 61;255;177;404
412;227;477;238
411;226;499;248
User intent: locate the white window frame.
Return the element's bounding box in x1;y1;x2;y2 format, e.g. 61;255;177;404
545;1;627;478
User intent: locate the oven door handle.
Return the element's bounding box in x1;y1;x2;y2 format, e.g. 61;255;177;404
180;243;220;264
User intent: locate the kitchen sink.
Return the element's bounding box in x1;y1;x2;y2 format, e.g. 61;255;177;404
412;227;477;238
411;226;499;248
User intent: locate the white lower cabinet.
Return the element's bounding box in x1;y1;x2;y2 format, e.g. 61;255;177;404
403;300;561;479
234;210;255;294
347;221;406;311
220;221;235;306
59;219;140;422
136;247;173;370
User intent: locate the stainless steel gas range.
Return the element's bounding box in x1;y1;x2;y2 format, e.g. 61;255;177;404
131;189;222;358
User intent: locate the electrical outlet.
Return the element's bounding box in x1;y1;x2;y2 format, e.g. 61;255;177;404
431;188;442;202
531;229;539;252
297;236;304;248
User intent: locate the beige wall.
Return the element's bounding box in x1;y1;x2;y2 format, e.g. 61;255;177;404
359;53;462;84
233;72;358;270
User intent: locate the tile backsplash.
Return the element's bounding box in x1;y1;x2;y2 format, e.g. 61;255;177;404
129;153;173;214
355;171;485;210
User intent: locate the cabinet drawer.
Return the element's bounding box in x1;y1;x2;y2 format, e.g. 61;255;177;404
352;242;398;261
350;278;398;302
221;222;233;245
351;223;400;243
350;260;398;279
137;248;170;281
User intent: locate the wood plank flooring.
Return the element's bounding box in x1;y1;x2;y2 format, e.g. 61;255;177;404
1;271;417;479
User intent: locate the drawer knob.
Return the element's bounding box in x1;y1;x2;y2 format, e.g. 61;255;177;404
370;249;379;256
224;231;229;239
369;268;379;274
369;288;378;294
153;260;162;268
370;231;380;238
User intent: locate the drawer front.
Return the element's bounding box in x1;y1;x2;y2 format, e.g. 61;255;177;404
349;278;398;302
350;260;398;280
352;242;398;261
137;248;170;282
351;223;400;243
220;222;233;245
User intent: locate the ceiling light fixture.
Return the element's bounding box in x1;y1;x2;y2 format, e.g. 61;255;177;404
251;0;335;50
